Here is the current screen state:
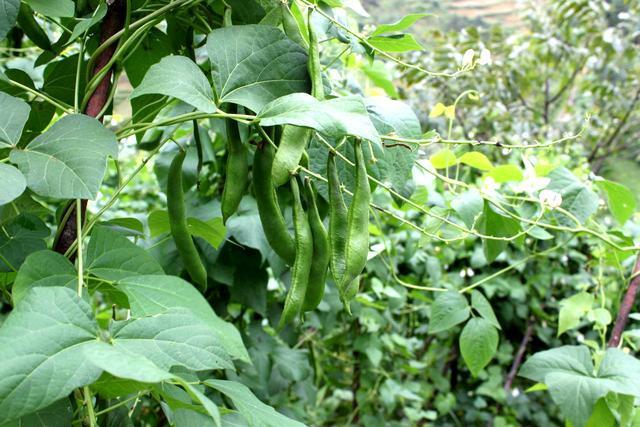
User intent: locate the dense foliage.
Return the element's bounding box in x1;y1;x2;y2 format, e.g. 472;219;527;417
0;0;639;426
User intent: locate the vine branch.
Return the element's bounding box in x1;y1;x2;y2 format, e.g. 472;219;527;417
608;253;640;348
53;0;126;259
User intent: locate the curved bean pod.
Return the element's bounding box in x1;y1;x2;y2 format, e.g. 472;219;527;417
278;177;313;328
253;142;296;265
167;150;208;290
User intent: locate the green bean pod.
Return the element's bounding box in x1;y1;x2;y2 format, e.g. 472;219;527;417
278;177;313;328
327;152;348;287
253;142;296;265
302;178;329;312
167;150;208;290
17;4;52;51
272;126;312;187
307;9;324;100
281;2;308;48
341;141;370;304
221;110;248;223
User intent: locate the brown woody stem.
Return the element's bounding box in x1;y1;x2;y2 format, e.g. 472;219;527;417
53;0;126;258
504;317;535;394
607;254;640;348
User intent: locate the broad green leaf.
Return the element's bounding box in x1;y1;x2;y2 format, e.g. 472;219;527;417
0;398;73;427
596;180;636;224
85;226;163;281
84;341;174;383
487;164;523;183
124;28;173;142
131;56;215;113
205;380;305;427
478;202;521;263
0;92;30;147
26;0;74;17
10;114;118;199
368;34;423;52
226;197;273;262
148;210;226;249
111;308;233;371
451;189;483;229
547;167;599;226
520;346;640;427
459;317;499;376
429;149;457;169
42;54;87;106
158;381;220;427
365;97;420;197
273;346;312;381
558;292;594;336
0;287;102;423
258;93;381;145
0;0;19;40
100;217;145;237
187;217;226;249
365;97;421;139
361;61;398;98
589;308;611;327
0;214;49;273
207;24;309;112
429;291;470;334
117;275;249;362
586;398;615;427
68;2;107;43
459;152;493;171
177;379;221;427
12;250;76;305
370;13;431;36
0;164;26;206
471;290;501;329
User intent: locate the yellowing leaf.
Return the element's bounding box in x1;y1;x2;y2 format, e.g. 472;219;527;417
487;165;523;183
558;292;594;336
444;105;456;120
430;149;457;169
459;152;493;171
429;102;446;118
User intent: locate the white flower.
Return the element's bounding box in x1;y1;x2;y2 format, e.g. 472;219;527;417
462;49;475;68
479;48;492;65
481;176;499;196
539;189;562;209
512;158;550;194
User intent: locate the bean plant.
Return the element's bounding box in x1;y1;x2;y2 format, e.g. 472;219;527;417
0;0;638;426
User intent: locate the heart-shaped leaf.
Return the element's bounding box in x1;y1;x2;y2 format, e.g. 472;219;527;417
10;114;118;199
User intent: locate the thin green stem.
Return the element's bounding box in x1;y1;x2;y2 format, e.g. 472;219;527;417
87;0;201;71
3;79;73;114
83;386;97;427
64;138;172;258
94;393;143;416
300;0;470;78
76;199;84;296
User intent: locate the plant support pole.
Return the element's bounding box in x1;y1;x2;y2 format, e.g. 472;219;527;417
608;254;640;348
53;0;126;258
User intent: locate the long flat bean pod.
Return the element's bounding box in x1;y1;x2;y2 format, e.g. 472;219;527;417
167;150;208;290
307;8;324;100
278;177;313;328
272;125;312;187
327;152;348;287
341;141;370;304
302;178;329;311
253;142;296;265
221;106;248;223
